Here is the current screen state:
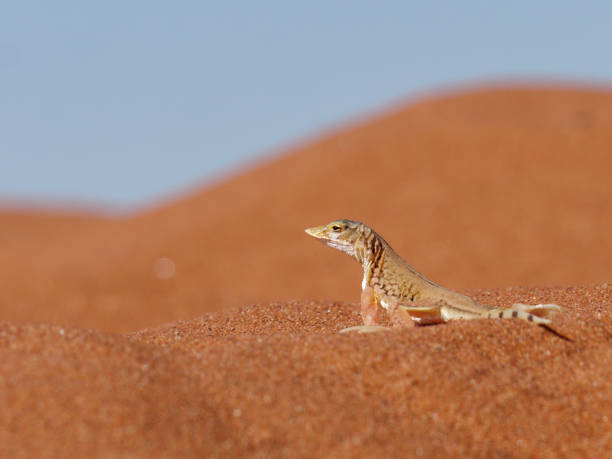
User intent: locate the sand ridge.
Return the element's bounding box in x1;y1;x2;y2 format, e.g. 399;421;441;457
1;285;610;457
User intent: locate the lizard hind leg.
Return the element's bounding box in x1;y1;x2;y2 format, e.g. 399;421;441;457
398;300;447;326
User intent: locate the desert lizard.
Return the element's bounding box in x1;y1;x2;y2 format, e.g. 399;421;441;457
305;219;562;333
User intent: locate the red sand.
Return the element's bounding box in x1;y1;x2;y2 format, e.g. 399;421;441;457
0;86;611;456
1;285;610;457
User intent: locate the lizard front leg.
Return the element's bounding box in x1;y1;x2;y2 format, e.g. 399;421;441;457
360;286;386;326
340;287;389;333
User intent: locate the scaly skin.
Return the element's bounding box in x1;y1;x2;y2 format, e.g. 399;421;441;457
305;219;562;333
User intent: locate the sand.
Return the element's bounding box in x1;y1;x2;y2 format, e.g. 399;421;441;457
1;285;610;457
0;86;611;456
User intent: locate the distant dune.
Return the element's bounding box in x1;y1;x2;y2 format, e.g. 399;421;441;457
1;86;611;332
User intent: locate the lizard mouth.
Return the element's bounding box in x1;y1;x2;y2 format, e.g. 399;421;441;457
306;227;355;256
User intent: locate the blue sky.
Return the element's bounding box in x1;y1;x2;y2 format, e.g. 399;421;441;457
2;1;611;209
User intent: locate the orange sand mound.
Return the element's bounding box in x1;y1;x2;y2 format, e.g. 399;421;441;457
1;85;612;455
1;86;612;332
1;285;610;457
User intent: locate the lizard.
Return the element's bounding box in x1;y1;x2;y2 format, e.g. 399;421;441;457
305;219;562;334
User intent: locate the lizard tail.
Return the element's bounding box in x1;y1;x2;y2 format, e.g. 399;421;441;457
511;303;563;319
485;303;562;325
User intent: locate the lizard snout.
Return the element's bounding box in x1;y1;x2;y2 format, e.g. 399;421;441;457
304;226;326;238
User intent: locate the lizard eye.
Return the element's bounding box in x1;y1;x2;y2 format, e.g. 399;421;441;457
331;225;342;232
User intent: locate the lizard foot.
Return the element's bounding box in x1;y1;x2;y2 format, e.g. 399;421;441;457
339;325;391;334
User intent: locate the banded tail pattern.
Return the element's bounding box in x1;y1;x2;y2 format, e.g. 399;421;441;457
485;303;562;325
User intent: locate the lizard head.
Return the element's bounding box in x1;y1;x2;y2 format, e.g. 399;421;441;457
304;219;363;257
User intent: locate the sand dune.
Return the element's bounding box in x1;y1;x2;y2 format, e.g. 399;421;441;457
1;285;610;457
2;86;612;332
0;85;611;456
